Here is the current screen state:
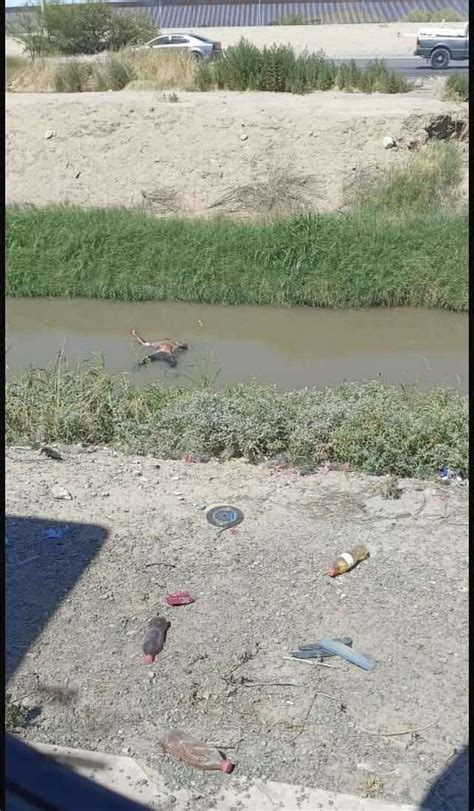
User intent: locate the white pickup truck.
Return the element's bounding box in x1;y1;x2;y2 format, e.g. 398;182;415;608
414;22;469;69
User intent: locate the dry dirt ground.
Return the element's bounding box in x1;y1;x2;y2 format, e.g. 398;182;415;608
5;89;468;216
6;447;468;809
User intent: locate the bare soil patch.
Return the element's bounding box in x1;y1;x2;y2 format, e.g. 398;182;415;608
6;447;468;809
5;88;468;216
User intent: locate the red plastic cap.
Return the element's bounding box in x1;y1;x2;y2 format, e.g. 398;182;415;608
144;654;155;665
220;759;234;774
326;566;336;577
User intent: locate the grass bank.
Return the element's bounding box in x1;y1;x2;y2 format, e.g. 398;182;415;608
444;73;469;103
6;357;468;478
6;204;467;310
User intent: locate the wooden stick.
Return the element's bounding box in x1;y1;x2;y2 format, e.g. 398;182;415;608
283;656;340;669
359;719;439;737
242;681;302;688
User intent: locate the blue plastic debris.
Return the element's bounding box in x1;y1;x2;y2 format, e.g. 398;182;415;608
317;638;376;671
43;525;71;540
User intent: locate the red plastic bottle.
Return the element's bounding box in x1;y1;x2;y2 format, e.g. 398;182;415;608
143;616;170;665
159;729;234;773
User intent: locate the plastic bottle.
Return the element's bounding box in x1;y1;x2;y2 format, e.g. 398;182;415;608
159;729;234;773
143;616;170;665
326;544;369;577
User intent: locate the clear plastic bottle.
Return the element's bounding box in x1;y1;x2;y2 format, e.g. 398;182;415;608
143;616;170;665
326;544;369;577
159;729;234;773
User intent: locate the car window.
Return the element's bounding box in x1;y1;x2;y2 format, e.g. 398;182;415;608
170;36;188;44
189;34;213;43
153;36;170;46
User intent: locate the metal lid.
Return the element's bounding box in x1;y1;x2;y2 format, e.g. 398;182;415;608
206;506;244;529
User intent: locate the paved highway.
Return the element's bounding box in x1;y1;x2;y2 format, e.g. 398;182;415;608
333;56;469;78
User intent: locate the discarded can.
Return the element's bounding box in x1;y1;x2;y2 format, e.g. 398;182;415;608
206;506;244;529
326;545;369;577
166;592;196;606
143;616;170;665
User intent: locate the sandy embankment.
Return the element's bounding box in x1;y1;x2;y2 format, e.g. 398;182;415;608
5;88;468;215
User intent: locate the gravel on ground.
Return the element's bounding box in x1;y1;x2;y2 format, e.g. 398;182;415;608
6;447;468;809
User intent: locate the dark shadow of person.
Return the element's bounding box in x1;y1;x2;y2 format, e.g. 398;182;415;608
419;745;468;810
139;351;178;368
5;515;108;682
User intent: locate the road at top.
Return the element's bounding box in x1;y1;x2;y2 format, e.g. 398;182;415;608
333;56;469;77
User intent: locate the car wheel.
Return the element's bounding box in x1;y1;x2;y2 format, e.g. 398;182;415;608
191;51;203;61
430;48;450;69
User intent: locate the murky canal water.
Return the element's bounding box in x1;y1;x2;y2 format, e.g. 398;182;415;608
5;298;468;392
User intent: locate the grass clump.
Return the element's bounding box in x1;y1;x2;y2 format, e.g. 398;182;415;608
5;356;468;478
336;58;410;93
444;74;469;102
271;13;309;25
405;7;464;22
5;693;30;732
5;55;27;88
207;40;410;94
54;59;92;92
6;201;467;311
353;142;462;211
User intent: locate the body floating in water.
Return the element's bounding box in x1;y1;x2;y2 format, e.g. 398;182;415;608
130;329;189;368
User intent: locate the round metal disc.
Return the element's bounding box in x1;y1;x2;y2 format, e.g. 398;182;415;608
206;505;244;529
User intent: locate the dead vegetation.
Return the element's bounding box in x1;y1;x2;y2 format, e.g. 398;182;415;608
6;50;200;94
207;171;319;217
140;186;185;216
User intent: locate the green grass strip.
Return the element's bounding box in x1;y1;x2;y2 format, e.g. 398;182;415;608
6;358;468;478
6;205;468;310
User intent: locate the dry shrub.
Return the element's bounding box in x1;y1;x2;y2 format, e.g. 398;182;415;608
140;186;184;215
7;57;56;92
122;49;198;90
207;171;318;217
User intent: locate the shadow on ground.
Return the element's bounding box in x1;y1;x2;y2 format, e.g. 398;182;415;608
420;745;469;811
5;515;108;682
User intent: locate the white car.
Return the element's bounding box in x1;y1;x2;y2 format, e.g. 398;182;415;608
137;33;222;61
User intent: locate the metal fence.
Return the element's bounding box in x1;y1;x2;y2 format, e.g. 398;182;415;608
5;0;469;26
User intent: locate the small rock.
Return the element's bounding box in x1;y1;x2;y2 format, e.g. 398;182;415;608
51;484;72;500
308;130;314;137
240;134;248;142
44;130;55;140
382;136;396;149
414;78;423;88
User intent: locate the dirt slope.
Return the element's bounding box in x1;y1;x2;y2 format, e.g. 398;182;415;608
6;87;468;216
